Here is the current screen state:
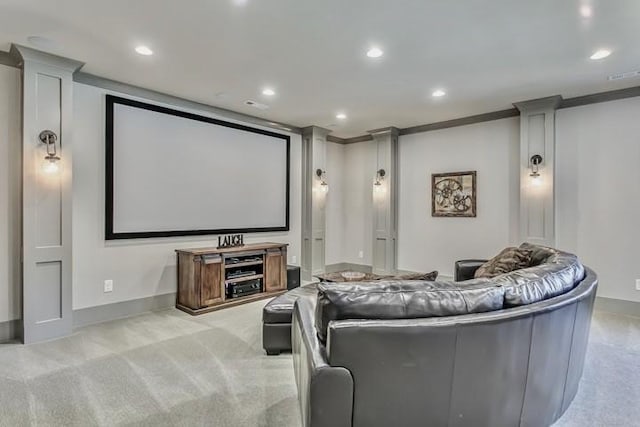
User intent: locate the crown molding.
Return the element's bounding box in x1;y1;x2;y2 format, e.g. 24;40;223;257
5;44;640;142
10;44;84;72
514;95;563;113
326;135;346;143
368;126;400;137
342;134;374;144
301;125;333;138
400;108;520;137
559;86;640;109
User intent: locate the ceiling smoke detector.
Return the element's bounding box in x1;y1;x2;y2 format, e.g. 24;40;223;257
607;70;640;81
244;100;269;110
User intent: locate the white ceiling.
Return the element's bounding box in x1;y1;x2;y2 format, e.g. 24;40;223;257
1;0;639;138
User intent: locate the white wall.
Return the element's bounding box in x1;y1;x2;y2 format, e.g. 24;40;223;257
325;141;345;265
557;97;640;303
397;118;520;278
342;141;375;265
0;64;21;323
72;82;302;310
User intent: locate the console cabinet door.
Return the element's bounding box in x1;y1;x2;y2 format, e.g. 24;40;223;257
200;254;223;306
264;248;285;292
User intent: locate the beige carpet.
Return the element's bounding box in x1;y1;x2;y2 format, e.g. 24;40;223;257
0;299;638;426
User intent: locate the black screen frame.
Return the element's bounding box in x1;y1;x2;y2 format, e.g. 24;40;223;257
105;94;290;240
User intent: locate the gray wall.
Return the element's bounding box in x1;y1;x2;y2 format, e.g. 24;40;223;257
71;82;302;310
397;117;521;278
0;64;21;324
341;141;376;265
325;141;345;265
556;96;640;303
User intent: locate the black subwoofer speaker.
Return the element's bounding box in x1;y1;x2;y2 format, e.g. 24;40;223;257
287;265;301;290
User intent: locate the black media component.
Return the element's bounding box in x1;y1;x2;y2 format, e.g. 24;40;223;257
287;265;301;290
227;279;263;299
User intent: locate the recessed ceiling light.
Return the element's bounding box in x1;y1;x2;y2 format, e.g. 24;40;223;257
336;113;347;120
135;45;153;56
579;5;593;18
262;88;275;96
432;89;446;97
590;49;611;60
366;47;383;58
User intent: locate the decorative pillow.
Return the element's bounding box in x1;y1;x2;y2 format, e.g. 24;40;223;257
474;247;532;279
392;270;438;281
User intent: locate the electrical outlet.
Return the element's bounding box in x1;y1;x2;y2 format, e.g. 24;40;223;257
358;251;364;259
636;279;640;291
291;255;297;264
104;280;113;293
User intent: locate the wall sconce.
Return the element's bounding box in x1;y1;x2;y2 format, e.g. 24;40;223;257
374;169;386;192
40;130;60;174
316;168;328;193
529;154;543;186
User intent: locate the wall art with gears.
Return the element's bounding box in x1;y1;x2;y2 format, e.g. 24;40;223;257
431;171;477;217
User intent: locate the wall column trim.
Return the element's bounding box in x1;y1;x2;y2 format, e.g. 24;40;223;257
514;95;562;247
301;126;332;281
368;127;399;275
12;44;83;343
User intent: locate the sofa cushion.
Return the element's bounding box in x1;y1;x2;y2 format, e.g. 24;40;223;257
314;280;505;342
495;246;585;307
474;247;532;278
263;283;318;324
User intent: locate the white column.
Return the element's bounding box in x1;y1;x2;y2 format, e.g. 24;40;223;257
514;95;562;247
12;45;83;343
368;127;398;275
301;126;331;281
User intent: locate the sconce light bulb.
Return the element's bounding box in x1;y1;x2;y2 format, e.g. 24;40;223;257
44;160;59;174
320;182;329;193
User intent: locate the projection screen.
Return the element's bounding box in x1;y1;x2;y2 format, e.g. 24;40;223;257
105;95;290;240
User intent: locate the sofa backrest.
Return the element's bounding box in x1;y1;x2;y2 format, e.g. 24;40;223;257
314;244;585;342
315;280;504;342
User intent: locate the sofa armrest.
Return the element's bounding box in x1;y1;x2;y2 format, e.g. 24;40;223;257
454;259;487;281
292;296;353;427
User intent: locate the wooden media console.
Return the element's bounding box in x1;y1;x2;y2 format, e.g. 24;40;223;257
176;242;288;315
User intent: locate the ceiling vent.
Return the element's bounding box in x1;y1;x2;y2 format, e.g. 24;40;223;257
608;70;640;81
244;100;269;110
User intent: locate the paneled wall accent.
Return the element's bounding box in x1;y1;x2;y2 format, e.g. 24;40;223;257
369;127;398;275
301;126;331;281
514;96;562;247
12;45;83;343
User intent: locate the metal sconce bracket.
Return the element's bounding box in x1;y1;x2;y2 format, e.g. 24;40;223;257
39;130;59;160
530;154;543;178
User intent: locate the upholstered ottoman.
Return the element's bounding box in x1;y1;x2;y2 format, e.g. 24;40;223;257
262;283;318;355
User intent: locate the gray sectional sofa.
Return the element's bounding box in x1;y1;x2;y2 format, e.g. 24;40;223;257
288;244;597;427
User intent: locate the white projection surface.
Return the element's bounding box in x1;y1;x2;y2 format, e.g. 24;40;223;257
107;97;289;238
